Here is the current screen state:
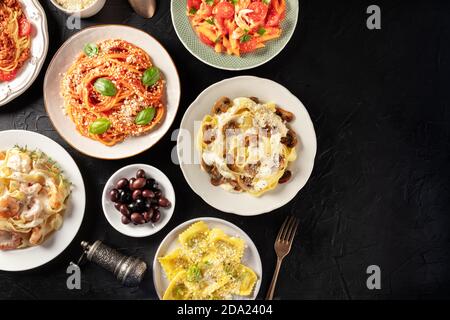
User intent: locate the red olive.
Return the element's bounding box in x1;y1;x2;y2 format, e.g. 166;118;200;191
109;189;120;202
114;203;121;211
158;197;171;208
131;177;146;190
151;209;161;223
136;169;146;179
116;178;129;190
131;213;145;224
119;204;130;217
143;209;154;222
142;189;155;198
121;215;131;225
132;189;142;200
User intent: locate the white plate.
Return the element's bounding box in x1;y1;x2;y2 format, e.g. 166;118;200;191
178;76;317;216
0;130;86;271
43;25;181;159
153;217;262;300
102;164;175;238
0;0;49;106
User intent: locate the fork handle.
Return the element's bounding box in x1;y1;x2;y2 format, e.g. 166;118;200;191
265;257;283;300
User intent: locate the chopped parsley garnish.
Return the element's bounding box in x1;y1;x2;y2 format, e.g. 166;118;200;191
257;27;267;36
240;33;251;43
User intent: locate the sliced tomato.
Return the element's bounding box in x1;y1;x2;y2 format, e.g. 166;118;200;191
204;4;214;16
0;70;18;82
265;0;286;27
187;0;202;10
248;1;269;22
266;9;282;26
239;38;258;53
199;33;215;47
18;17;32;37
214;2;235;20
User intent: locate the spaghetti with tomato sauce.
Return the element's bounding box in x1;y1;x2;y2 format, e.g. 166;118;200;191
187;0;286;56
0;0;32;82
61;39;166;146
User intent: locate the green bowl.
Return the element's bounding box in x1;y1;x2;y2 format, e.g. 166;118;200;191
170;0;299;71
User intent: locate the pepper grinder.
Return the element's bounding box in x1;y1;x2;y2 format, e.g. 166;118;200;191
80;240;147;287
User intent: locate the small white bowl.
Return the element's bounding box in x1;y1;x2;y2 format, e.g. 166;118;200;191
102;164;175;238
50;0;106;18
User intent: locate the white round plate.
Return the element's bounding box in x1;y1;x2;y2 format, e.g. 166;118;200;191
153;217;262;300
178;76;317;216
43;25;181;159
0;130;85;271
102;164;175;238
0;0;49;106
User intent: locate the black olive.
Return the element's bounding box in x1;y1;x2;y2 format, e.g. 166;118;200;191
145;178;155;189
119;189;132;204
133;198;146;213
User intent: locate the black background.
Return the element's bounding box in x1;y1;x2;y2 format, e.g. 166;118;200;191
0;0;449;300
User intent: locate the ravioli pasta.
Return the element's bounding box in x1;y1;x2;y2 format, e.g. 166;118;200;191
159;221;257;300
0;147;71;250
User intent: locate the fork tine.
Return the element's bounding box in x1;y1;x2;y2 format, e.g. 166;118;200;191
287;219;299;244
280;216;295;242
276;216;289;241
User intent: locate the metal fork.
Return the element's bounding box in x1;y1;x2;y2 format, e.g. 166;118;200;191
265;216;300;300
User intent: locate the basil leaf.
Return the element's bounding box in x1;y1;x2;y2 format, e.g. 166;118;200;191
189;8;197;15
83;43;98;57
135;108;156;125
205;18;215;25
142;67;160;87
257;27;266;36
231;0;238;5
89;118;111;135
205;0;214;5
94;78;117;96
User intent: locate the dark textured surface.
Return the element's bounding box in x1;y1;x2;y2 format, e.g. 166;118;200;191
0;0;450;300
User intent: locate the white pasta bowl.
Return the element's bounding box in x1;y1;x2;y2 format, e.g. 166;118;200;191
178;76;317;216
153;217;262;300
49;0;106;18
43;25;181;159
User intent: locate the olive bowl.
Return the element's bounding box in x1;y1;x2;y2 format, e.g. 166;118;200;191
102;164;175;238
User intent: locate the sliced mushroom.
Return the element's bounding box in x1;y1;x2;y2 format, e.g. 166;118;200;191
281;129;298;148
249;97;260;103
202;124;216;144
201;159;214;173
276;107;295;122
278;170;292;184
212;97;232;114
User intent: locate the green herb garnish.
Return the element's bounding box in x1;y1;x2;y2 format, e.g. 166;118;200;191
257;27;267;36
135;108;156;126
83;43;98;57
141;67;160;87
187;265;202;282
89;118;111;135
94;78;117;96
